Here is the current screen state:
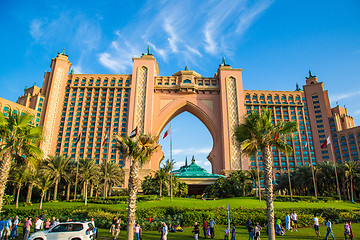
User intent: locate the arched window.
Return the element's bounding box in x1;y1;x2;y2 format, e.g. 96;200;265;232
183;79;191;84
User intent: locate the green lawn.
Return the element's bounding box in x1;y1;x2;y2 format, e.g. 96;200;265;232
6;197;360;211
11;223;358;240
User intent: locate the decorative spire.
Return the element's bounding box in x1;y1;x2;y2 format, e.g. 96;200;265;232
33;82;36;86
295;83;301;91
306;69;316;79
219;56;230;67
192;155;195;163
185;156;188;166
70;68;74;74
61;48;65;55
142;46;153;56
185;66;189;71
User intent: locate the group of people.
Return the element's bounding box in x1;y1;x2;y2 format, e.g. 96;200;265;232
246;220;262;240
200;218;216;239
110;216;122;240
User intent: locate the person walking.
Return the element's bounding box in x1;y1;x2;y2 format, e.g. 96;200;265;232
325;218;335;240
0;218;5;239
3;217;12;240
192;222;199;240
224;226;230;240
23;217;32;240
114;217;121;240
231;224;236;240
162;222;168;240
209;218;216;239
247;222;254;240
254;222;262;240
10;216;19;240
291;211;298;232
110;216;117;237
203;219;208;239
34;217;43;233
313;214;320;237
44;219;51;230
344;220;352;240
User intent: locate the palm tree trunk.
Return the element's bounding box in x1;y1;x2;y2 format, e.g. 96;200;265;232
53;179;58;201
90;183;94;197
286;157;293;201
26;183;34;204
127;159;140;240
82;182;86;200
350;178;354;203
0;151;12;211
262;144;275;240
47;189;51;201
255;153;261;201
66;183;71;201
84;181;88;206
15;185;21;208
40;192;45;209
159;181;162;197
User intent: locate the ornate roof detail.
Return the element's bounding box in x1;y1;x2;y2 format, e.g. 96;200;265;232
173;156;224;179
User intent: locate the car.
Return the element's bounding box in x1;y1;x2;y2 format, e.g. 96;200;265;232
28;221;97;240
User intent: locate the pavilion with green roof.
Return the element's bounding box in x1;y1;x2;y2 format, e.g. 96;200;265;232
173;155;224;195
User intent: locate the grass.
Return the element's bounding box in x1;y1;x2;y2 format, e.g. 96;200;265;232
6;197;360;211
10;223;358;240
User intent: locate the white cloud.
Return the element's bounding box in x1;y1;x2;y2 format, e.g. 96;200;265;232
29;19;44;41
164;19;179;53
330;90;360;103
173;147;212;155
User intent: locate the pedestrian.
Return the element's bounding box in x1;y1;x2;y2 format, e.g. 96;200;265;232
50;217;55;227
110;216;116;236
209;218;216;239
203;219;208;239
22;218;27;238
224;226;230;240
139;224;143;240
34;217;43;233
134;223;140;240
10;216;19;239
247;222;254;240
90;218;95;228
275;218;284;235
162;222;168;240
191;222;199;240
23;217;32;240
313;214;320;237
40;212;45;221
254;222;262;240
344;220;352;240
285;213;291;231
325;218;335;240
231;224;236;240
4;216;12;240
0;218;5;238
44;219;51;230
291;211;298;232
114;217;120;240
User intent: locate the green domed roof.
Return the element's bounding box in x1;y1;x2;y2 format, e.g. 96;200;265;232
173;156;224;179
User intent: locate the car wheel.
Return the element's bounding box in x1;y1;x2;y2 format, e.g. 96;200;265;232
33;238;44;240
71;238;81;240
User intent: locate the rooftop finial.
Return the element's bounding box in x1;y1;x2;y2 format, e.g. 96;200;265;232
33;82;36;86
306;69;316;79
61;48;65;55
219;56;230;67
70;68;74;74
142;46;153;56
192;155;195;163
295;83;301;91
185;156;188;166
185;66;189;71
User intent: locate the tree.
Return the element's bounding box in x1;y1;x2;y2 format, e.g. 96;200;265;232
43;155;72;201
78;158;99;205
9;165;29;208
0;109;43;211
235;108;297;240
344;162;357;202
155;168;167;197
115;133;160;240
35;171;53;209
100;162;124;198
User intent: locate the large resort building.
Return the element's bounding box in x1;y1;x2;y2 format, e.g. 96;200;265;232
1;50;359;182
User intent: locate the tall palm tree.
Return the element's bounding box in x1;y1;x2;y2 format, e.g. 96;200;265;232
100;161;124;198
115;133;160;240
9;165;29;208
0;109;43;211
43;155;72;201
35;171;53;209
78;158;99;205
25;169;37;204
344;162;357;203
155;168;167;196
235;108;297;240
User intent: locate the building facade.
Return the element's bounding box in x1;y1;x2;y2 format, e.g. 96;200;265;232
1;50;359;182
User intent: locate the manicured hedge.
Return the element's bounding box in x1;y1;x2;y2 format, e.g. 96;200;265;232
72;195;161;204
274;195;337;202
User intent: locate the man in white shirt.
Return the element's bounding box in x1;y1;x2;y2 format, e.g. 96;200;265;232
325;218;335;240
162;222;168;240
34;217;43;232
313;214;320;237
10;216;19;239
4;216;12;240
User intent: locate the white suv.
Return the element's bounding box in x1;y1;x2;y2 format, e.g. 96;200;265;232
28;221;97;240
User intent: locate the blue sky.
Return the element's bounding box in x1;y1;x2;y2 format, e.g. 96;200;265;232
1;0;360;172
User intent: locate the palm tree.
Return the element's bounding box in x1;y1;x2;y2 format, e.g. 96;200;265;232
115;133;160;240
344;162;357;203
25;169;37;204
78;158;99;205
155;168;167;196
100;161;124;198
0;109;43;211
9;165;29;208
43;155;72;201
35;171;53;209
235;108;297;240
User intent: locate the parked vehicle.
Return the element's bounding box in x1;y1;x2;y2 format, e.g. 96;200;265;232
28;221;97;240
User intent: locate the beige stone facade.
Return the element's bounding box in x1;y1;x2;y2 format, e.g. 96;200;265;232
1;51;359;183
